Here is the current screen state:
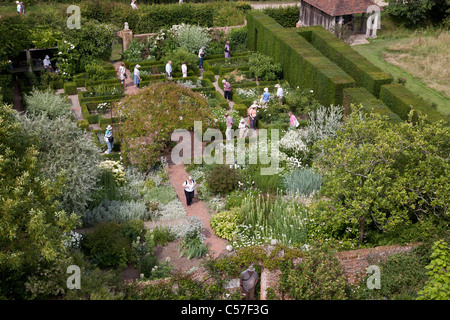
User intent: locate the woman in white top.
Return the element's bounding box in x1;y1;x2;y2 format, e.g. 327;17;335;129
181;61;187;78
119;62;126;87
182;176;196;207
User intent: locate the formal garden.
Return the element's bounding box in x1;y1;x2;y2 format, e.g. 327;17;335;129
0;0;449;302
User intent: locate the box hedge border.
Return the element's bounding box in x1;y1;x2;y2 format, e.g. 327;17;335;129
246;11;355;106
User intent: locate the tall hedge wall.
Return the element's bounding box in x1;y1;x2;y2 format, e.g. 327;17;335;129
296;26;392;98
246;11;356;106
380;84;449;124
343;87;402;123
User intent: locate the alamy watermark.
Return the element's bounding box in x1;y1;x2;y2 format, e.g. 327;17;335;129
67;5;81;30
366;265;381;290
66;265;81;289
365;5;381;38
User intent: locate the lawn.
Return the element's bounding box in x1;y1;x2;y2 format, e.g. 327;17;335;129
353;31;450;116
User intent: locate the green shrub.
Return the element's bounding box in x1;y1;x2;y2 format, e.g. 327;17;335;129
179;229;208;260
229;25;248;52
343;87;402;123
279;244;347;300
205;164;241;195
263;5;301;28
252;170;283;193
210;208;242;241
380;83;449;123
213;5;245;27
81;221;134;270
202;70;215;82
349;245;431;300
143;185;178;206
283;168;322;197
233;103;248;117
148;226;177;246
246;11;355;106
83;199;149;227
24;88;72;119
64;82;78;95
248;52;282;81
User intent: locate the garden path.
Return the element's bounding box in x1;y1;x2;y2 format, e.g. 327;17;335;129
113;61;140;95
111;63;229;259
166;132;229;259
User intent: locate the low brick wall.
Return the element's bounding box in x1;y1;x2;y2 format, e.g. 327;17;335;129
260;243;418;300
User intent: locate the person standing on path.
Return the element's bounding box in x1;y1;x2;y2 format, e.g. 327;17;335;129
182;176;196;207
165;60;172;78
119;62;126;87
238;118;248;139
289;111;298;130
240;265;259;300
260;87;270;107
43;55;52;72
104;125;114;154
222;79;232;102
181;61;188;78
224;41;231;58
275;84;284;106
131;0;138;10
198;46;206;70
249;105;257;133
133;64;141;88
224;113;234;141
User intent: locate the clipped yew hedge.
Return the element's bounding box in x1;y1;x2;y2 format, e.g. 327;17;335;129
343;87;402;123
380;84;449;124
296;26;392;98
246;11;355;106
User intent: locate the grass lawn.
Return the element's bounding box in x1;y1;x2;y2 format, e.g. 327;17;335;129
353;32;450;116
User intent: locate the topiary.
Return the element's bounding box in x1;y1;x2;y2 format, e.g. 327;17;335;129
205;164;241;195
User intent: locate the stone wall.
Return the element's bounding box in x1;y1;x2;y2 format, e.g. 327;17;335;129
260;243;418;300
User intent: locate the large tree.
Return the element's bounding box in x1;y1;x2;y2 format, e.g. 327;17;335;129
314;106;449;243
0;104;78;299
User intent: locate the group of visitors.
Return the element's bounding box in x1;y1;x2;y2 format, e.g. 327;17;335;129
15;1;25;14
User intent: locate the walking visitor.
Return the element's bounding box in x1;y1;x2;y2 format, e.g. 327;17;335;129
182;176;196;207
225;113;234;141
249;105;257;132
133;64;141;88
119;62;126;87
275;84;284;105
165;60;172;78
260;87;270;107
131;0;138;10
239;118;248;139
289;111;299;130
104;125;114;154
222;79;232;102
224;41;231;58
181;61;187;78
198;46;206;69
240;265;259;300
43;55;52;72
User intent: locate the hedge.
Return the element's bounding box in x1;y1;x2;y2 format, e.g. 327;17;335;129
203;56;250;75
296;26;392;98
246;11;355;106
380;84;449;124
77;119;90;131
202;70;215;82
263;5;301;28
64;82;78;95
343;87;402;123
233;103;248;117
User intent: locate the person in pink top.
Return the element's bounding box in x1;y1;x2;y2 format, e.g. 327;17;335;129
289;111;298;130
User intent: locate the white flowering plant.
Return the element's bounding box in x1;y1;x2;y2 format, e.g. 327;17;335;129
99;160;127;186
56;40;78;80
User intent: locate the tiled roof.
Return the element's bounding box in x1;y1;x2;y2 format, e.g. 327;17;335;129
302;0;380;16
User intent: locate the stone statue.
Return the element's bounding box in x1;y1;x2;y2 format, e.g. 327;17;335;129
239;265;259;300
124;22;129;31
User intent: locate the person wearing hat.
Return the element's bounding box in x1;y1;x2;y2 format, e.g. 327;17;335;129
240;265;259;300
181;61;188;78
119;62;127;87
16;1;21;14
133;64;141;88
104;125;114;154
198;46;206;69
260;87;270;107
222;79;232;102
182;176;196;207
19;1;25;14
238;118;248;139
43;55;52;72
275;84;284;106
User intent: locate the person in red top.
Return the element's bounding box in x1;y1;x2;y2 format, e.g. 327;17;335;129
222;79;232;102
289;111;298;130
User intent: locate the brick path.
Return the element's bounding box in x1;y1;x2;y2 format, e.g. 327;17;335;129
112;63;229;258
